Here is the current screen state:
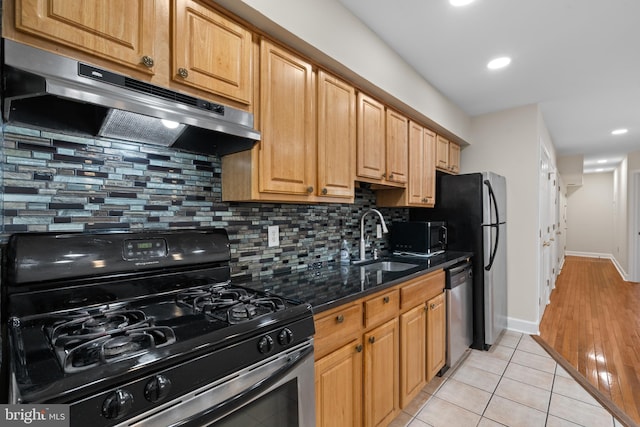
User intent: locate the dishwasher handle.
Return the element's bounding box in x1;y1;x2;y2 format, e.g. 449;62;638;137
447;261;472;276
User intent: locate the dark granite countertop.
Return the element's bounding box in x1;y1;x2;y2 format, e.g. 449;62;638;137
235;251;473;314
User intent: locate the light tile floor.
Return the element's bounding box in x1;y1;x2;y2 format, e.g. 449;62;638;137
390;331;624;427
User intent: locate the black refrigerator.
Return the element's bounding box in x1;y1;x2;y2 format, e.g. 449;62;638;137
411;172;507;350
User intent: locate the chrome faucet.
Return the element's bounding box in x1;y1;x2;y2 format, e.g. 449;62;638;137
359;209;389;261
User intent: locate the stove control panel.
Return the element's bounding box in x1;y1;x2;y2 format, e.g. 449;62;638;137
124;238;168;260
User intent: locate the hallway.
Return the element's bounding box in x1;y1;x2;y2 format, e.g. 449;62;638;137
539;256;640;426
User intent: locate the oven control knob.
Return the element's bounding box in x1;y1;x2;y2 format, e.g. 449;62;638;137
144;374;172;403
278;328;294;346
258;335;274;354
102;389;134;420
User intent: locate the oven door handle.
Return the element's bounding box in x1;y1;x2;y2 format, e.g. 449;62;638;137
170;345;313;427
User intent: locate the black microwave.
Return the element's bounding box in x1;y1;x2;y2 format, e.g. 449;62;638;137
390;221;447;255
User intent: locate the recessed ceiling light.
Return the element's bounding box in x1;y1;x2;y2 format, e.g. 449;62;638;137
596;168;604;172
487;57;511;70
450;0;475;6
597;159;607;164
611;128;628;135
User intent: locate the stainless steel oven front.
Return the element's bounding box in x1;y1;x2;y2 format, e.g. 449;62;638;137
119;340;315;427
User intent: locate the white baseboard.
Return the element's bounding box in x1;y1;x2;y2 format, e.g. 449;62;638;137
565;251;629;281
507;317;539;335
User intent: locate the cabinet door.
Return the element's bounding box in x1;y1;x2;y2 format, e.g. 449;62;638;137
315;339;363;427
15;0;156;74
423;128;437;203
173;0;252;105
436;134;450;171
259;39;316;195
385;109;408;184
356;93;386;181
426;292;446;381
364;318;399;427
407;121;425;204
317;71;356;198
400;304;427;408
449;142;461;174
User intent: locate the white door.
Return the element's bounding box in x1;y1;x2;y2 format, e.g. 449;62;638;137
538;146;553;322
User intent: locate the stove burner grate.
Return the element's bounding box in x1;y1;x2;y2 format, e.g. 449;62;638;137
62;327;176;373
176;285;287;324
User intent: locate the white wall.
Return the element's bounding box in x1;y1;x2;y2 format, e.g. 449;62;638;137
566;173;614;256
463;104;542;332
213;0;472;144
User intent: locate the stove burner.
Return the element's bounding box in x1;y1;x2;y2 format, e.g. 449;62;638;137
103;335;139;357
176;285;287;324
45;309;176;372
229;303;257;321
81;314;129;334
63;327;176;372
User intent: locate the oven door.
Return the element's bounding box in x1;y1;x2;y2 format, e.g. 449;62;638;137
122;340;315;427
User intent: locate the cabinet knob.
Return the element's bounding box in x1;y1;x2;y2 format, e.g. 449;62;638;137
369;336;375;344
177;68;189;78
355;344;363;353
389;173;394;180
321;188;328;195
141;56;154;68
430;303;437;310
336;314;344;323
381;172;386;179
383;296;390;304
306;186;314;194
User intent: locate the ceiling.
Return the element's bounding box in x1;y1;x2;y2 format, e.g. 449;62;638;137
337;0;640;174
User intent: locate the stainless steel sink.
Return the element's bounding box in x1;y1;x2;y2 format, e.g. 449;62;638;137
361;261;418;272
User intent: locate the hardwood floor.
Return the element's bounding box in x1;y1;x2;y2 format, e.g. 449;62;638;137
539;256;640;425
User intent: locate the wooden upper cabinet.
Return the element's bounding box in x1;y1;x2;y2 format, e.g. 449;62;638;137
317;71;356;199
377;122;435;208
357;93;386;182
258;39;316;196
7;0;254;108
436;134;461;174
173;0;252;105
407;124;435;206
449;141;461;174
13;0;157;74
385;109;409;184
436;134;450;171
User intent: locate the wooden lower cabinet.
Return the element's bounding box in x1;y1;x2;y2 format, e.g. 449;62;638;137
315;339;363;427
426;292;446;381
363;318;399;427
314;270;446;427
400;304;427;408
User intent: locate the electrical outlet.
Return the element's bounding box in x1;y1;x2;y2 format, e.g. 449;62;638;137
376;224;382;239
268;225;279;247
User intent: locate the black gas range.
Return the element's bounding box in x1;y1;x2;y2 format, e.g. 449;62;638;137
1;229;315;426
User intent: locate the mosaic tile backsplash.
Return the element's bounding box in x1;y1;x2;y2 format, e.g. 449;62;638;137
0;125;409;279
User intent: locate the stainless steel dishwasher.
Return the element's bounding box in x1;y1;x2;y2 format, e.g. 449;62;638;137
444;259;473;371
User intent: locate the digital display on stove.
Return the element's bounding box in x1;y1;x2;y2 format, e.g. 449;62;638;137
124;238;167;260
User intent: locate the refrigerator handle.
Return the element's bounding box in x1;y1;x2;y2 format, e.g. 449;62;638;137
484;179;500;271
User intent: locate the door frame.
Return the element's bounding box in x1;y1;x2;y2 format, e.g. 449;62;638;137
630;171;640;282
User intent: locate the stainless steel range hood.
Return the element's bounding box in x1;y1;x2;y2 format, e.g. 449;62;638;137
2;39;260;156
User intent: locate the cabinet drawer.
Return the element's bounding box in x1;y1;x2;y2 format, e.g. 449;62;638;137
314;303;363;358
400;269;445;310
364;289;399;328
